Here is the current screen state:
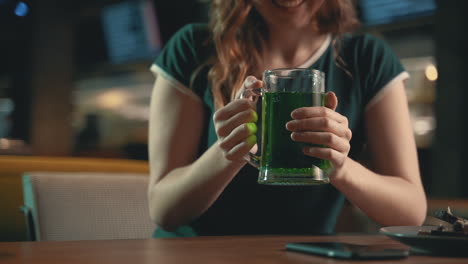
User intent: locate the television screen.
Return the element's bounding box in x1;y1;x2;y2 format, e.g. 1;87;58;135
101;0;162;64
359;0;436;26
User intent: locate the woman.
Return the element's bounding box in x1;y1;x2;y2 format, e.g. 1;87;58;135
148;0;427;237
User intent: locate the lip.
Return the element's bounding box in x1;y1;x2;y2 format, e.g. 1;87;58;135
272;0;305;9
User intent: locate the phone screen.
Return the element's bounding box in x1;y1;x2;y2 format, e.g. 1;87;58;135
286;242;409;259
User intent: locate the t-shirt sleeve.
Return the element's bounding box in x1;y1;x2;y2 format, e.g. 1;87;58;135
357;34;409;108
150;24;202;92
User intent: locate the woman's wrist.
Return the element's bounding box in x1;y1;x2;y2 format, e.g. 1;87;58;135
329;156;354;187
213;141;248;171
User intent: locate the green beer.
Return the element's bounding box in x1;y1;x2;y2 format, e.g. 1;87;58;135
259;91;332;185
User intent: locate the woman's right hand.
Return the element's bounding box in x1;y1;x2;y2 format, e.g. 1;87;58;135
213;76;262;161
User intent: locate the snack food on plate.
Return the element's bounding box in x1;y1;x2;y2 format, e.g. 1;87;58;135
418;207;468;237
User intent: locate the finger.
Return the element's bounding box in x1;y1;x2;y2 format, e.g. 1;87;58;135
235;76;263;99
291;106;348;125
249;143;258;154
325;91;338;111
243;76;263;90
213;99;255;122
286;117;351;139
219;122;257;151
224;135;257;161
291;131;350;153
216;109;258;138
303;147;347;168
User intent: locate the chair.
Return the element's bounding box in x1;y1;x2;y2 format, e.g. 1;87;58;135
21;172;156;241
0;155;149;241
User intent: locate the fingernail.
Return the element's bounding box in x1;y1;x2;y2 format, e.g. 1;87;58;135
246;134;257;145
290;132;299;141
252;111;258;122
246;123;257;134
304;147;316;154
291;109;301;119
290;111;296;118
285;121;294;130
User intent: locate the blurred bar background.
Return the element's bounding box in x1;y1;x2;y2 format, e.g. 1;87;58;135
1;0;468;238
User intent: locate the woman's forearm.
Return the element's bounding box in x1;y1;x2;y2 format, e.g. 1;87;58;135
148;142;246;231
331;158;427;227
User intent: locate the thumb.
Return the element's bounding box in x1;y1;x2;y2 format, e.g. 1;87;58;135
325;91;338;111
235;76;262;100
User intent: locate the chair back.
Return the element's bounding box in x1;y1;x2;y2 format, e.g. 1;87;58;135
22;172;156;241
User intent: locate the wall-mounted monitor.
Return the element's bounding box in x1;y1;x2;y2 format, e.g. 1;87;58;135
101;0;162;64
359;0;436;26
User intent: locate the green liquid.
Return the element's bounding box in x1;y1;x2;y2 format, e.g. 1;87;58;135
259;91;331;184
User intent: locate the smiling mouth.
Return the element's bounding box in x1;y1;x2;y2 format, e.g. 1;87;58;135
273;0;305;8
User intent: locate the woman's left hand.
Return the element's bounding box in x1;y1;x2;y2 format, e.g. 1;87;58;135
285;92;352;173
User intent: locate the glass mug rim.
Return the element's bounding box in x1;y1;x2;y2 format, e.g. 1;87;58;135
262;68;325;94
263;67;325;78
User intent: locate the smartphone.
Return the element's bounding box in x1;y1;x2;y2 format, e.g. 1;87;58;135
286;242;409;260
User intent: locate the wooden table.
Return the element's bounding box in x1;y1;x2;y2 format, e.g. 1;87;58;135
0;235;467;263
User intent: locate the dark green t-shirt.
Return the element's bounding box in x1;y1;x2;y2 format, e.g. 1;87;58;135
151;23;407;236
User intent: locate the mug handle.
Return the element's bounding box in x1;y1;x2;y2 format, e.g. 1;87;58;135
239;88;263;169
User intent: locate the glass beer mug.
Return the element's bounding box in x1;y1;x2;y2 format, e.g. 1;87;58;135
241;68;332;185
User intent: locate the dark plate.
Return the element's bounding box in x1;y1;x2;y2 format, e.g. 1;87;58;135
380;226;468;257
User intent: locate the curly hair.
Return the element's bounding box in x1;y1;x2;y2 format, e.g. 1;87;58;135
207;0;360;109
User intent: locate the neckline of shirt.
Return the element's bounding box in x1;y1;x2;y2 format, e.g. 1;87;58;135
296;34;332;68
